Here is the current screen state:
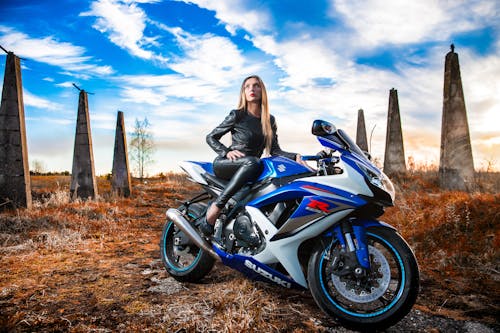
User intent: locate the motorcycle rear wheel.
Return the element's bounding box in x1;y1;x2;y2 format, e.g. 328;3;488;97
307;227;419;331
160;203;215;282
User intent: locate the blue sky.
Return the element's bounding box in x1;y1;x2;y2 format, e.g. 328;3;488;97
1;0;499;175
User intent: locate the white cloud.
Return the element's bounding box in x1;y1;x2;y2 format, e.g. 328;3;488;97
247;34;278;55
333;0;446;47
121;86;168;106
459;49;500;167
248;32;396;115
81;0;168;62
0;25;114;77
232;36;492;171
276;39;344;88
124;0;161;3
56;81;76;88
23;90;64;111
118;73;228;105
4;0;498;174
167;29;254;86
148;0;500;171
114;20;263;105
331;0;499;49
90;112;116;130
26;116;72;126
461;51;500;133
176;0;272;35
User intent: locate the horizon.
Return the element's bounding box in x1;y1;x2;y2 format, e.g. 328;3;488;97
1;0;499;175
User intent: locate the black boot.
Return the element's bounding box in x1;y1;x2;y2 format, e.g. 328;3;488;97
199;216;214;237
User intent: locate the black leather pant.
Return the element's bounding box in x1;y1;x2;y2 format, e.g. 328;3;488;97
212;156;263;208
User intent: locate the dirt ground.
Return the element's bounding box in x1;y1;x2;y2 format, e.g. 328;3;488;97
0;175;498;332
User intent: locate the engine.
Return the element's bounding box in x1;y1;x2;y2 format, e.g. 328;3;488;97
233;214;261;246
215;211;264;255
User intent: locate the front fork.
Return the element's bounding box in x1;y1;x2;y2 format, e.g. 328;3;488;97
331;218;371;273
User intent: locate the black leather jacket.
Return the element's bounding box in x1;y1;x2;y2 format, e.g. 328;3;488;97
206;109;297;160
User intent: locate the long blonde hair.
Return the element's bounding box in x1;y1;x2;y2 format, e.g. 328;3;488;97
236;75;273;155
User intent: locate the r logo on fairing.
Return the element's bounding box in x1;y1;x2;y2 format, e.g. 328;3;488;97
306;199;330;214
244;259;292;288
277;164;286;172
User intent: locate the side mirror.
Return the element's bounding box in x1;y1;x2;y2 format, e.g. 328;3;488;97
312;119;336;137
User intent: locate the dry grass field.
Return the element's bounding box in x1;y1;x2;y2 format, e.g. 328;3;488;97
0;171;499;332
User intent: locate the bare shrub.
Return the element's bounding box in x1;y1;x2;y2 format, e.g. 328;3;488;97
475;171;500;193
33;190;70;208
0;239;34;253
36;229;83;250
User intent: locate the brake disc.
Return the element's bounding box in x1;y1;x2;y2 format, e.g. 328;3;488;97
330;244;391;303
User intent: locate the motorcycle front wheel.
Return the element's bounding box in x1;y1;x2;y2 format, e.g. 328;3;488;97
160;203;215;282
307;227;419;331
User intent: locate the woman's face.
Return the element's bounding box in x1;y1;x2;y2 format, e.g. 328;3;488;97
244;77;262;103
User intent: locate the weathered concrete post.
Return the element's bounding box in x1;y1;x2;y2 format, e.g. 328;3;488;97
356;109;369;152
0;51;32;209
439;45;475;191
111;111;131;197
70;89;98;199
383;88;406;175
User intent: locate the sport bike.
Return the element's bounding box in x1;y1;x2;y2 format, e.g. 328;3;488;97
161;119;419;330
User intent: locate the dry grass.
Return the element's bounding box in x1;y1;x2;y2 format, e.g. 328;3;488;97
383;171;500;323
0;172;498;332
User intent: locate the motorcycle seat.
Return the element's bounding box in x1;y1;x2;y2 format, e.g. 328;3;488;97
203;172;228;189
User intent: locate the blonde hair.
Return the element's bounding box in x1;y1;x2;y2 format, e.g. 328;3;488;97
236;75;273;155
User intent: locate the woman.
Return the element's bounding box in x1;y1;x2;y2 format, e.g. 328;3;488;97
200;75;308;236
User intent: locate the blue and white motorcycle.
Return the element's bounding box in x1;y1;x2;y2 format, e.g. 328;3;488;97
161;119;419;330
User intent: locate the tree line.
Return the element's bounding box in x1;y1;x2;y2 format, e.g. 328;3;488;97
31;117;155;180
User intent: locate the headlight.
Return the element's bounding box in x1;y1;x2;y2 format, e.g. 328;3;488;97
356;162;395;203
378;171;395;202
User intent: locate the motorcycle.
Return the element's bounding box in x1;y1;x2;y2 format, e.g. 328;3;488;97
160;119;419;331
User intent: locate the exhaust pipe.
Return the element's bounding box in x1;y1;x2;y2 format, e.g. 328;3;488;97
166;208;220;261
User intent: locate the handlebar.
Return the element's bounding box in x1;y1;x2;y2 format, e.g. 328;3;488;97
302;155;340;164
302;155;321;161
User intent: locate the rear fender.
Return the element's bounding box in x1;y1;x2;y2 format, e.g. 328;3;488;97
180;161;212;185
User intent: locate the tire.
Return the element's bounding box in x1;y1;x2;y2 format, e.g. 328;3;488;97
307;227;419;331
160;203;215;282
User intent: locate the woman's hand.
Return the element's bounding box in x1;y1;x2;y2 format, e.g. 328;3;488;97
296;154;315;171
226;150;245;161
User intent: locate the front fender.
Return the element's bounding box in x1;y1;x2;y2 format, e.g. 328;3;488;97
323;218;396;238
350;218;396;231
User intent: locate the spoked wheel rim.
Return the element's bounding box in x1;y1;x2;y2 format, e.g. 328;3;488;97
163;221;202;272
319;232;406;318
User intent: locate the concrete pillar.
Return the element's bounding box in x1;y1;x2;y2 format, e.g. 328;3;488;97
0;52;32;209
439;46;474;191
383;88;406;175
70;90;97;199
356;109;369;152
111;111;131;197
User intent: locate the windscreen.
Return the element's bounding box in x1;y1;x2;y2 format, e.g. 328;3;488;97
335;129;369;161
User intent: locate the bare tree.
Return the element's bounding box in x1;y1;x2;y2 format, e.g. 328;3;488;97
31;159;46;174
129;117;155;180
